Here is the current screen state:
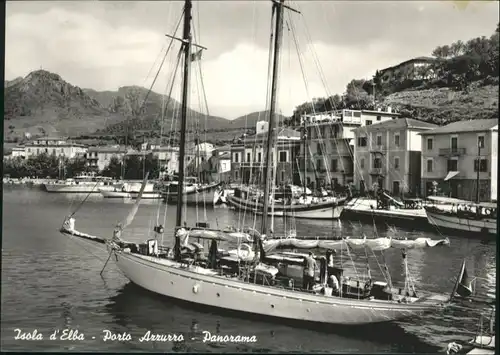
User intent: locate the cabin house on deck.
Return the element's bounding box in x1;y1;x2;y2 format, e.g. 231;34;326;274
419;119;498;202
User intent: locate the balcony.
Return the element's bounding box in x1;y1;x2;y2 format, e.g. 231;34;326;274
439;148;466;156
369;145;386;154
369;168;384;176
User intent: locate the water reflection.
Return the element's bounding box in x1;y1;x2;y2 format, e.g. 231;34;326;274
105;283;438;353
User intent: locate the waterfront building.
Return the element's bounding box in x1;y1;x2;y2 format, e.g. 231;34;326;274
151;146;179;176
3;145;26;160
209;145;232;182
230;121;301;185
86;145;128;172
300;107;400;189
24;136;87;159
352;118;438;196
419;119;498;202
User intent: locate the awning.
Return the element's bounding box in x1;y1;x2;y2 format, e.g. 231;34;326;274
444;171;459;181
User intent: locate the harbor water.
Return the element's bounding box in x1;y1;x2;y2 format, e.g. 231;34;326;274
1;186;496;353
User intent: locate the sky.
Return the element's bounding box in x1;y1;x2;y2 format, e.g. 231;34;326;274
5;1;499;119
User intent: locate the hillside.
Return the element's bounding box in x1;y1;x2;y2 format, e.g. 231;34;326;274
85;86;231;137
229;110;287;129
3;70;233;143
3;70;124;141
382;82;498;124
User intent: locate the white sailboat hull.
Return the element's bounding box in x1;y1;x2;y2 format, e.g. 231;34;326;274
425;209;497;235
227;195;344;219
114;250;446;325
100;190;162;199
45;183;108;193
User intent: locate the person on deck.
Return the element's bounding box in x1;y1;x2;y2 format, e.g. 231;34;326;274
303;252;318;290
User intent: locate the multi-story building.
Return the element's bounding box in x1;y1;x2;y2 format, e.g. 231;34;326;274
378;56;436;84
24;136;87;159
230;122;301;185
353;118;438;196
419;119;498;202
300;107;400;189
151;146;179;176
86;145;128;171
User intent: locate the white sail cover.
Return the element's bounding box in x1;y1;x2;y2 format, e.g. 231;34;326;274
262;237;450;253
175;228;254;244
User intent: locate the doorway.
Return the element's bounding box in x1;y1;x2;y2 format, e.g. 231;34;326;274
392;181;400;196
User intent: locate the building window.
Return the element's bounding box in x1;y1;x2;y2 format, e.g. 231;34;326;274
360;158;365;169
279;151;287;163
357;137;367;147
427;138;433;150
474;158;488;172
316;159;322;171
451;137;458;151
233;153;239;163
447;159;458;171
478;136;485;149
316;143;322;155
331;159;338;172
246;152;251;162
394;134;400;147
373;157;382;169
394;157;400;169
376;115;381;121
376;135;382;146
281;170;285;182
426;159;433;172
257;152;262;162
235;171;239;179
366;120;372;126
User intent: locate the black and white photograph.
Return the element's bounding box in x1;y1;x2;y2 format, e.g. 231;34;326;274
1;0;498;353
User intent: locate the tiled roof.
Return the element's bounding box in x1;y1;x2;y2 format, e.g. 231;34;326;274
88;145;127;153
419;119;498;135
352;118;438;133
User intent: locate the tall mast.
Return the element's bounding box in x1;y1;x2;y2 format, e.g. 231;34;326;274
476;139;481;204
261;0;285;236
176;0;192;228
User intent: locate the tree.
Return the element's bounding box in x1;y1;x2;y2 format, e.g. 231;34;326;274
102;156;123;179
344;79;373;109
432;45;451;59
449;40;465;57
65;156;89;177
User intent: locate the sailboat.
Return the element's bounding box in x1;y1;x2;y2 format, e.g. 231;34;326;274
424;140;497;236
60;0;459;326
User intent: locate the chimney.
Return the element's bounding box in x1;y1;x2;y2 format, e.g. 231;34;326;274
387;106;392;113
377;107;382;112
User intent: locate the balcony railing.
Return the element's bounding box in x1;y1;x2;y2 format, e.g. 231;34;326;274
369;145;386;153
369;168;384;176
439;148;466;156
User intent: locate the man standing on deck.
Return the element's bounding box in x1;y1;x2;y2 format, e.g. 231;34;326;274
303;252;318;290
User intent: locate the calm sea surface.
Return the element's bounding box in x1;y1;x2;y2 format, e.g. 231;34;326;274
1;186;496;353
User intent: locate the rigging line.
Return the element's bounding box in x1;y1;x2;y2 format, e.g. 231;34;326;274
138;8;185;116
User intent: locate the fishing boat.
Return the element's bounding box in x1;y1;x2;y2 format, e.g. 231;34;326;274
446;306;495;355
425;196;497;236
44;173;118;193
342;189;428;226
424;139;497;237
99;181;162;199
57;0;463;326
161;176;220;205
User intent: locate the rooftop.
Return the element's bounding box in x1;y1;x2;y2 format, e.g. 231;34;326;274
352;118;438;133
379;56;436;74
419;119;498;136
88;145;128;153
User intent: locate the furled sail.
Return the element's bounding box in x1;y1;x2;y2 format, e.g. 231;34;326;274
175;228;254;244
113;172;150;241
262;237;450;254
